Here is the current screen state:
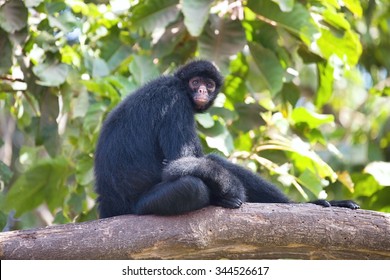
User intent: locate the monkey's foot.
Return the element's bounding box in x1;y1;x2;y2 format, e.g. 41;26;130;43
214;197;243;209
311;199;360;210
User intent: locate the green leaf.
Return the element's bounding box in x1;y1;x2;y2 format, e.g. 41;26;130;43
290;151;337;182
48;9;80;33
292;107;334;129
322;9;351;31
153;21;187;57
129;55;159;85
33;62;70;87
272;0;294;12
4;157;69;216
92;58;110;78
202;121;234;156
106;45;133;71
234;103;265;132
247;0;318;45
76;154;94;186
248;42;284;96
259;139;337;181
0;30;12;75
182;0;213;36
0;160;13;185
0;210;7;231
369;188;390;212
199;16;246;64
131;0;180;33
25;0;44;8
245;21;279;50
224;54;249;104
106;75;137;99
315;61;334;108
0;0;28;33
234;132;253;152
83;103;106;134
343;0;362;17
317;28;362;67
298;169;323;197
279;82;300;106
209;107;238;125
352;173;382;197
45;1;67;14
196;113;215;129
72;90;90;119
364;162;390;186
34;91;60;157
99;28;133;71
317;0;340;9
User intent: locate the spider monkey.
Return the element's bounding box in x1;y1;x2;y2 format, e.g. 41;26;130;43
94;60;359;218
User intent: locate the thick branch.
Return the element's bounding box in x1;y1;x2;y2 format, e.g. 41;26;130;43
0;204;389;259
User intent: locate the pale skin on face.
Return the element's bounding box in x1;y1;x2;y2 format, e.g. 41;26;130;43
189;76;216;108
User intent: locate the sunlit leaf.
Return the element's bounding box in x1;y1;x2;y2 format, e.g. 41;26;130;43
292;107;334;129
322;9;351;31
257;138;338;181
317;28;362;66
337;171;355;192
364;162;390;186
315;61;334;108
224;54;249;105
343;0;362;17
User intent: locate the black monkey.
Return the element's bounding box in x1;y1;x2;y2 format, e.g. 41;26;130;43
94;60;359;218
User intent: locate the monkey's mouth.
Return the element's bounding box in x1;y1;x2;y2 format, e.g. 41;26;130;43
194;97;208;106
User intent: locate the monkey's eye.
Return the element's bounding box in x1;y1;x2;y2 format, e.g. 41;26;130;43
192;79;199;86
206;80;215;90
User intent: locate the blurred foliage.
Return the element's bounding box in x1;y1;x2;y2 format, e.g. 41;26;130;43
0;0;390;230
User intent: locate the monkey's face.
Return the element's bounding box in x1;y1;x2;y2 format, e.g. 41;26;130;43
189;76;216;111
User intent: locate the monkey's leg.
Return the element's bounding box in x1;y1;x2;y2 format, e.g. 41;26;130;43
135;176;210;215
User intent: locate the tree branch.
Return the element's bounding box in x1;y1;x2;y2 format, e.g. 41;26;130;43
0;204;389;259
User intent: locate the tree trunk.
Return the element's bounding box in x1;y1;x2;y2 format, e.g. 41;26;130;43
0;203;389;259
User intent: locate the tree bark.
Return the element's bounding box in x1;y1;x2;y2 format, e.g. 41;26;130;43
0;203;389;259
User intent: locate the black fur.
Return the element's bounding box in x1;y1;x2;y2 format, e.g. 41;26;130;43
94;60;359;218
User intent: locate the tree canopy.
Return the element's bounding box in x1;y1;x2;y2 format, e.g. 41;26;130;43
0;0;389;230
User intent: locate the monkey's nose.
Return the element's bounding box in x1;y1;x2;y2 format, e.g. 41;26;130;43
198;86;207;94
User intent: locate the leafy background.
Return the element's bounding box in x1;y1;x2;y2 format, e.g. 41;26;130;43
0;0;389;230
